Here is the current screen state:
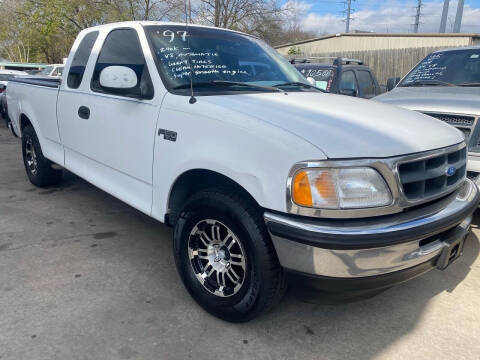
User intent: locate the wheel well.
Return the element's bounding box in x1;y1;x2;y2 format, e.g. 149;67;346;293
20;114;32;132
166;169;259;226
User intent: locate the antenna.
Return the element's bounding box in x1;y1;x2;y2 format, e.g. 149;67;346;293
185;0;196;104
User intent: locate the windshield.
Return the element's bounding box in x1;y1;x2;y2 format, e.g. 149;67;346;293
145;25;308;94
39;66;53;75
296;66;335;91
399;49;480;87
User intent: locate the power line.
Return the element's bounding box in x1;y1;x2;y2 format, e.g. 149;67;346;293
453;0;465;33
342;0;354;33
439;0;449;33
413;0;422;33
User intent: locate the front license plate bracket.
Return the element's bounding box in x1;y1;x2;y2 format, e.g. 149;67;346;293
436;227;468;270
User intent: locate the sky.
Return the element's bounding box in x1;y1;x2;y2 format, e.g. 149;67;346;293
283;0;480;34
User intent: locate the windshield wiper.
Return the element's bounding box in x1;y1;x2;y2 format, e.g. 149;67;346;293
272;82;324;92
173;80;283;92
458;83;480;87
401;79;457;87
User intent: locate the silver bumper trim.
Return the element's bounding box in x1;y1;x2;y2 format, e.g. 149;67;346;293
266;179;477;237
266;179;477;278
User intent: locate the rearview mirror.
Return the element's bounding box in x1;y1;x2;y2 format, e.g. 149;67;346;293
306;77;316;86
387;77;400;91
339;89;357;97
99;66;138;89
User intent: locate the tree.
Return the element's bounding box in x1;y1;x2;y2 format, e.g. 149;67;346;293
0;0;314;63
194;0;283;32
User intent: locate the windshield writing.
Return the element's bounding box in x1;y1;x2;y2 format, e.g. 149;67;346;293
400;50;480;86
146;25;306;92
298;68;334;91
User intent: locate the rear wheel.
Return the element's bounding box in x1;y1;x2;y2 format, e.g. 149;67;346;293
173;189;285;322
22;125;62;187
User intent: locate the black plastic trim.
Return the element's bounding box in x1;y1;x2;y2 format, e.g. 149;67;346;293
9;77;61;89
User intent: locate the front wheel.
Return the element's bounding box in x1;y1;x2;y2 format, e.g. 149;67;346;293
22;125;63;187
173;189;285;322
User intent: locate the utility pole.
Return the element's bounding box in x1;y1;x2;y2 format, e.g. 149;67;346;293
344;0;354;33
453;0;464;33
413;0;422;33
439;0;449;33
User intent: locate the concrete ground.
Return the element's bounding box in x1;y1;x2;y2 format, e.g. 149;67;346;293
0;124;479;360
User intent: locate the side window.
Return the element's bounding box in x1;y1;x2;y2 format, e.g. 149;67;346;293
339;70;357;91
91;29;154;99
67;31;99;89
356;70;376;97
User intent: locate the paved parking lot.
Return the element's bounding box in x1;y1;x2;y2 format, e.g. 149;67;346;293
1;124;479;360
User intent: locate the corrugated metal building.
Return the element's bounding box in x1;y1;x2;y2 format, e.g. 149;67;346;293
275;33;480;84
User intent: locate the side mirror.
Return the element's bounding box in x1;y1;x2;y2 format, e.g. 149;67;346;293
339;89;357;97
306;77;316;86
387;77;400;91
99;66;138;89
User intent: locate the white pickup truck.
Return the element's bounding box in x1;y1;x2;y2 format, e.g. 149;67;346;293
7;21;479;322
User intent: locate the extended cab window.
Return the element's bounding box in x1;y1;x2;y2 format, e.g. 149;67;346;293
67;31;99;89
91;28;154;99
356;70;376;97
340;70;357;91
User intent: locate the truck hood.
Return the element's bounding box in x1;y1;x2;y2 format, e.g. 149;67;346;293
198;92;464;159
374;86;480;115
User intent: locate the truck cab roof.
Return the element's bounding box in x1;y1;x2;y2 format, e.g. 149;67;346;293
80;21;248;37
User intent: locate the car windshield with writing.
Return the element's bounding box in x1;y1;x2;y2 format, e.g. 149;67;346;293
145;25;309;94
295;65;335;92
399;49;480;87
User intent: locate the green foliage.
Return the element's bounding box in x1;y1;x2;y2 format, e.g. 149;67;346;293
0;0;313;64
287;46;302;56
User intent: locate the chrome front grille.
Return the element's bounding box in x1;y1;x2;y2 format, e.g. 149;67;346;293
286;143;467;219
425;113;475;127
423;112;479;151
398;146;467;200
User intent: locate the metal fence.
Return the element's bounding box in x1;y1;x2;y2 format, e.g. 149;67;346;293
290;46;454;85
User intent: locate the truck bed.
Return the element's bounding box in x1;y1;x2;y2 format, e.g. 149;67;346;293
7;75;63;166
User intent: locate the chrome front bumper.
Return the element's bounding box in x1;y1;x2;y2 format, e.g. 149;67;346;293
265;179;479;279
468;153;480;175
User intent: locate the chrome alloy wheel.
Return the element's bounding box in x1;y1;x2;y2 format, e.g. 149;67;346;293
25;138;38;175
188;219;247;297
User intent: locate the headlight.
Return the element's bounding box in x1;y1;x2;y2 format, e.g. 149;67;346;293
291;168;392;209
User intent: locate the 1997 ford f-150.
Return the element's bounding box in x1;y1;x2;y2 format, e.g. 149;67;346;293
7;22;479;322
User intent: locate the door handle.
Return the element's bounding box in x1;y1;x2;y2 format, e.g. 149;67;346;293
78;106;90;119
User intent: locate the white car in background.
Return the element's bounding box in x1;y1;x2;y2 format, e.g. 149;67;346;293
38;64;65;78
0;69;28;87
0;69;28;124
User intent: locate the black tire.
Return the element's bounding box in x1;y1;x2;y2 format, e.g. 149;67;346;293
173;188;285;322
22;125;62;187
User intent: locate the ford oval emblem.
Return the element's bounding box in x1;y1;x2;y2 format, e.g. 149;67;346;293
446;166;457;177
